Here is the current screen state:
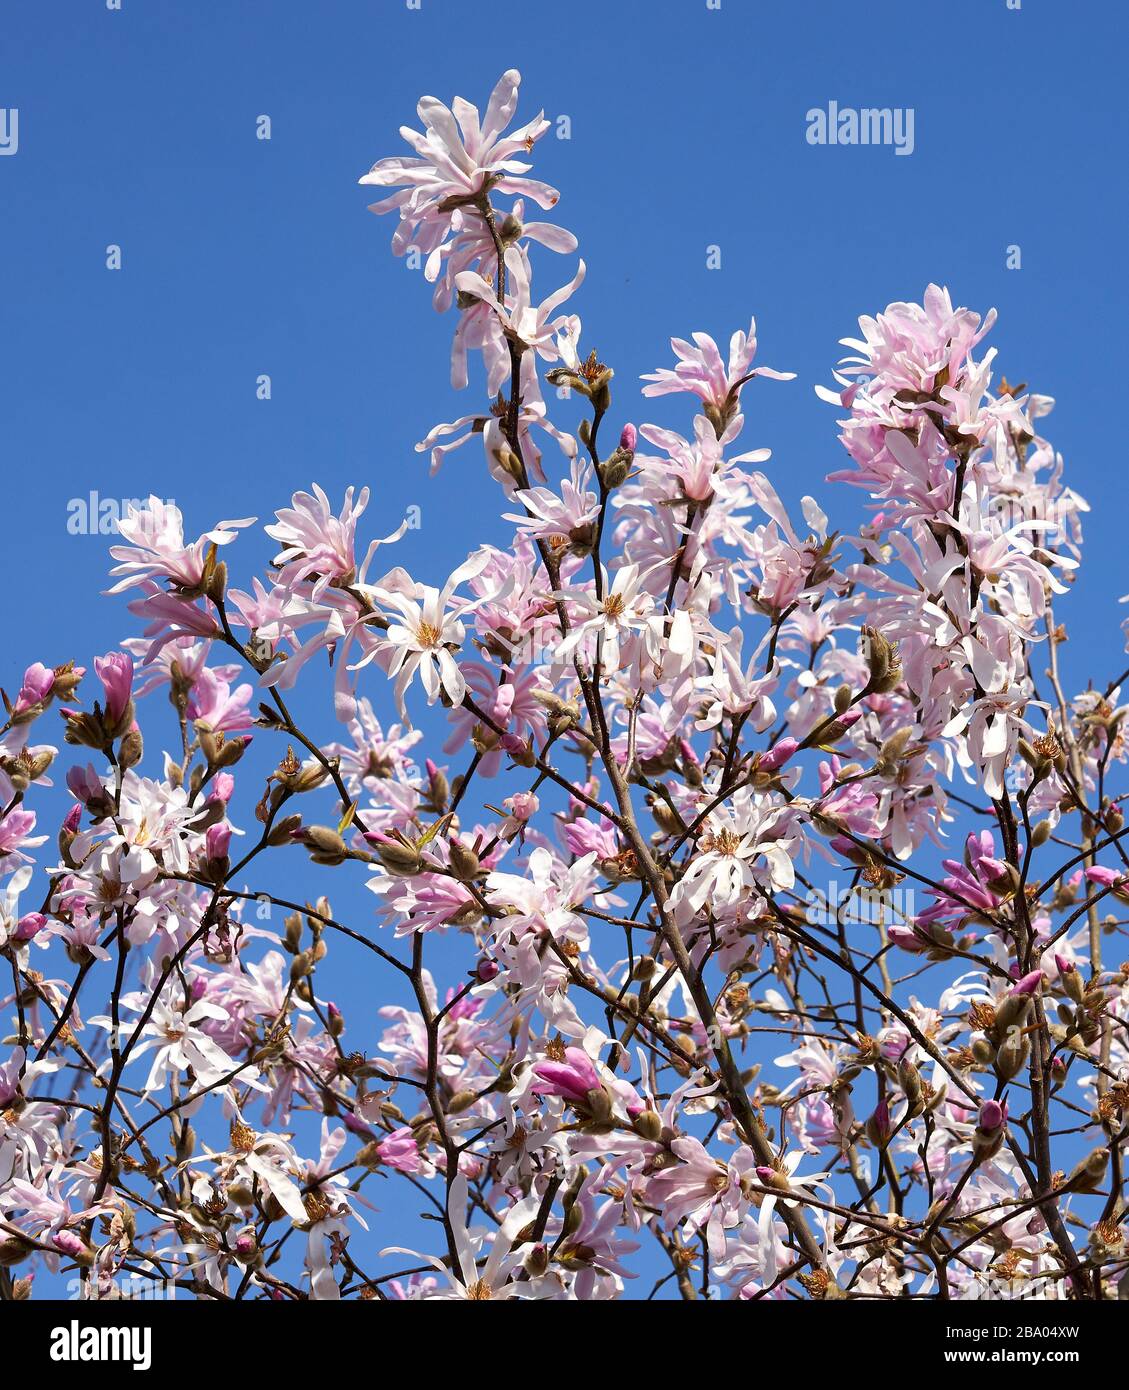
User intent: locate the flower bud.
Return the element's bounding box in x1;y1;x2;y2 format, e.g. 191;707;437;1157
1055;954;1085;1005
370;834;423;877
755;1164;788;1191
898;1057;924;1113
14;912;47;944
583;1086;614;1126
1067;1146;1109;1193
632;954;657;982
994;1031;1029;1081
424;759;449;811
500;732;536;767
865;1098;893;1149
972;1099;1007;1160
303;826;351;865
632;1108;664;1142
759;737;800;774
118;724;144;770
232;1230;259;1265
267;813;304;847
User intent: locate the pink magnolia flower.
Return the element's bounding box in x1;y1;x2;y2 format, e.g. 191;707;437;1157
455;247;586;395
109;496;255;594
641;317;794;414
377;1127;423;1175
360;69;558;257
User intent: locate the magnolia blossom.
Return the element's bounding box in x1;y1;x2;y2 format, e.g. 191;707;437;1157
357;551;503;716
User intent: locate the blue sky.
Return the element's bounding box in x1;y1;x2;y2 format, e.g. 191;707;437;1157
2;0;1125;694
2;0;1127;1298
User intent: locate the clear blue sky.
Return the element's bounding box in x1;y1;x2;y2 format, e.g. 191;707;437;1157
1;0;1126;1298
2;0;1125;694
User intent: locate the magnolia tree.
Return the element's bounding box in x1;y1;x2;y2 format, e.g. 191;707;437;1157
3;70;1129;1304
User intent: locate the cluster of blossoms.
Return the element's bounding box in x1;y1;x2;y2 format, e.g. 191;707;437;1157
3;70;1129;1303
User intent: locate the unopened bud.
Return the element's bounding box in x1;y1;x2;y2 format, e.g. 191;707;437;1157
1067;1147;1109;1193
632;955;657;983
632;1108;663;1142
449;840;481;882
994;1031;1029;1081
372;835;423;876
303;826;350;865
898;1057;924;1112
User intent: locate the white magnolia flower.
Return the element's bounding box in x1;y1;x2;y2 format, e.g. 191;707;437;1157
672;791;796;920
91;994;257;1096
553;563;656;674
358;551;507;718
381;1172;540;1300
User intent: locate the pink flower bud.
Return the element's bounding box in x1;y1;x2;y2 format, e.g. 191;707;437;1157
61;803;82;835
209;772;236;804
53;1230;86;1258
66;764;105;808
94;651;134;726
377;1126;423;1174
13;663;55;715
1010;970;1043;998
619;423;637;453
1054;953;1074;976
760;737;800;773
978;1099;1005;1132
205;823;232;861
14;913;46;943
476;958;500;982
